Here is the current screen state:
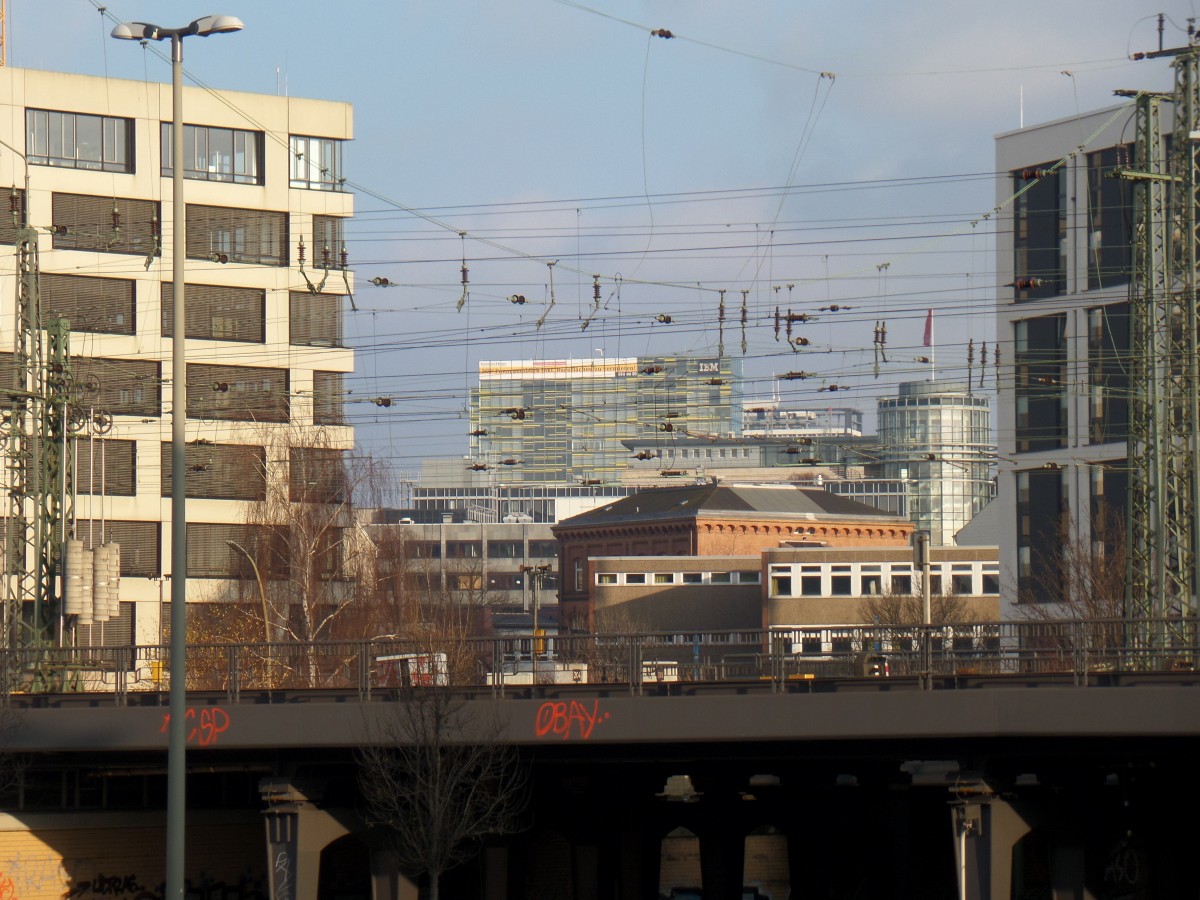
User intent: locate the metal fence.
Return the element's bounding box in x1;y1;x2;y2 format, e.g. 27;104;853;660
1;617;1197;702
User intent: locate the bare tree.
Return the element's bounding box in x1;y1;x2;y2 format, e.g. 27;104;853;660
357;689;527;900
857;583;968;628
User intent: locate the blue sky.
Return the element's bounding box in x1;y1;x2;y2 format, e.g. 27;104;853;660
8;1;1189;474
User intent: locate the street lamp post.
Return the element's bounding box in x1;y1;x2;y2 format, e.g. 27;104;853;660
111;17;243;900
520;563;551;681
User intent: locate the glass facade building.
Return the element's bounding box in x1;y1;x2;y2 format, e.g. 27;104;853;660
469;356;742;484
873;381;994;546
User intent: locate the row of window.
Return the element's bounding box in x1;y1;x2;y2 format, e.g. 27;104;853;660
26;108;344;190
769;563;999;598
0;354;343;424
597;571;761;586
405;540;559;560
43;273;343;346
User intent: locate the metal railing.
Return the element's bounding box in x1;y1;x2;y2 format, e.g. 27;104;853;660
1;617;1196;703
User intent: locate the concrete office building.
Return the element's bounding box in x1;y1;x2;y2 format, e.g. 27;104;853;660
0;66;355;645
994;104;1136;614
467;355;743;484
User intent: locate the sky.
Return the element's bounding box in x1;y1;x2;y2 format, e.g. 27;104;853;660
6;1;1191;479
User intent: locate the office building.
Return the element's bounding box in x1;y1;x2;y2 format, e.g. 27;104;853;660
995;104;1135;613
870;380;994;547
0;66;355;645
467;355;742;484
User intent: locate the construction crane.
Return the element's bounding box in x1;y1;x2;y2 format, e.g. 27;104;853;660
1124;38;1200;644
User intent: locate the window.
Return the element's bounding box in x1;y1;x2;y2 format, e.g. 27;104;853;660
161;123;262;184
597;573;617;585
290;135;344;190
290;291;344;347
1014;314;1067;452
529;541;558;558
800;575;822;596
405;542;440;560
625;573;646;584
52;193;160;256
736;571;761;584
487;541;522;559
1087;145;1133;290
801;635;821;655
681;572;702;584
861;574;882;595
186;205;287;266
952;574;974;595
654;573;675;584
313;372;345;425
982;573;1000;594
771;575;793;596
1087;303;1129;445
162;283;265;343
187;363;289;423
309;215;345;263
70;357;161;417
161;443;265;500
27;109;132;173
41;274;134;335
449;573;482;591
75;440;136;496
75;520;160;577
289;447;347;503
445;541;482;559
891;574;912;594
1013;163;1066;300
831;575;852;596
187;523;282;578
709;572;732;584
488;572;525;591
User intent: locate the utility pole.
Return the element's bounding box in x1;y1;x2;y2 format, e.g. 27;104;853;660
1124;35;1200;643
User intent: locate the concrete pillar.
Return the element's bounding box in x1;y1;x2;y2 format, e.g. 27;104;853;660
258;778;362;900
951;792;1034;900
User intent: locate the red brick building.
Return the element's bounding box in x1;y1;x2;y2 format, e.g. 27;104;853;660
553;482;912;629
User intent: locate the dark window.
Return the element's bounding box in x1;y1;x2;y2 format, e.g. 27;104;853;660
1013;163;1066;300
290;135;344;190
27;109;133;173
78;602;135;650
952;574;973;595
0;188;27;245
528;540;557;558
313;372;345;425
186;204;287;266
927;575;942;595
1087;303;1129;445
404;542;441;560
625;573;646;584
41;274;134;335
1090;462;1128;559
72;357;162;417
800;575;822;596
52;193;160;257
1087;145;1133;290
831;634;853;654
861;574;882;595
770;575;792;596
161;443;265;500
75;440;136;496
161;123;263;184
74;520;160;577
891;574;912;594
162;283;265;343
488;572;525;591
187;523;283;579
187;363;288;422
487;541;521;559
830;575;852;596
681;572;702;584
982;573;1000;594
445;541;482;559
289;291;343;347
800;635;821;655
1015;314;1067;452
289;447;347;503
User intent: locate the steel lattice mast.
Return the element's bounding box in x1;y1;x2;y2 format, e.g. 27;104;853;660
1126;41;1200;634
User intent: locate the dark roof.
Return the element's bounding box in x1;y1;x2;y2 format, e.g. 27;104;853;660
554;483;908;529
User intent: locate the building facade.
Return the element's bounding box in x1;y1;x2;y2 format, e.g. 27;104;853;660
995;105;1134;614
0;66;354;646
468;355;743;484
870;380;994;546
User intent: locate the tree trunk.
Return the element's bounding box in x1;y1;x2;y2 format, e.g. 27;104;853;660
428;869;441;900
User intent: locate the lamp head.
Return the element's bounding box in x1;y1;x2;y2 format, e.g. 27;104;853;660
190;15;245;36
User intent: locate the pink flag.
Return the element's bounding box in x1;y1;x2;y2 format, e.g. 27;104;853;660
923;309;933;347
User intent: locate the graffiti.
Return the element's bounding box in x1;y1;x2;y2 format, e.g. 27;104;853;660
0;856;69;898
534;700;609;740
0;873;17;900
272;851;292;900
158;707;231;747
64;871;265;900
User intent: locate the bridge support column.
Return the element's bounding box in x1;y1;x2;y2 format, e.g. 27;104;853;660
950;786;1033;900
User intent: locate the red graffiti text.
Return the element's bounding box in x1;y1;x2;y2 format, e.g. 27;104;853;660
159;706;231;747
534;700;609;740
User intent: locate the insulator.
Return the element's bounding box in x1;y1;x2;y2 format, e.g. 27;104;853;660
706;378;724;385
656;314;672;324
322;243;331;269
1021;168;1048;180
298;238;306;266
212;382;229;392
790;337;810;347
92;545;112;622
1036;375;1057;385
1012;278;1044;290
500;458;521;466
820;384;845;392
8;187;17;215
914;356;931;364
64;539;87;617
370;277;392;287
593;275;601;301
659;422;674;432
774;306;780;340
634;451;658;460
651;28;674;38
718;290;726;321
469;429;488;437
373;397;393;407
150;212;160;237
781;371;811;380
461;264;469;286
504;408;526;420
509;294;527;304
642;366;664;375
111;202;120;232
340;244;349;270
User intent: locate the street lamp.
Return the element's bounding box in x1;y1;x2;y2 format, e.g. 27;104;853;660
111;16;243;900
520;563;552;681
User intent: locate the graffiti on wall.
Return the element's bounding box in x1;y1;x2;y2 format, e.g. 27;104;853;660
534;700;610;740
158;707;231;747
0;866;264;900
